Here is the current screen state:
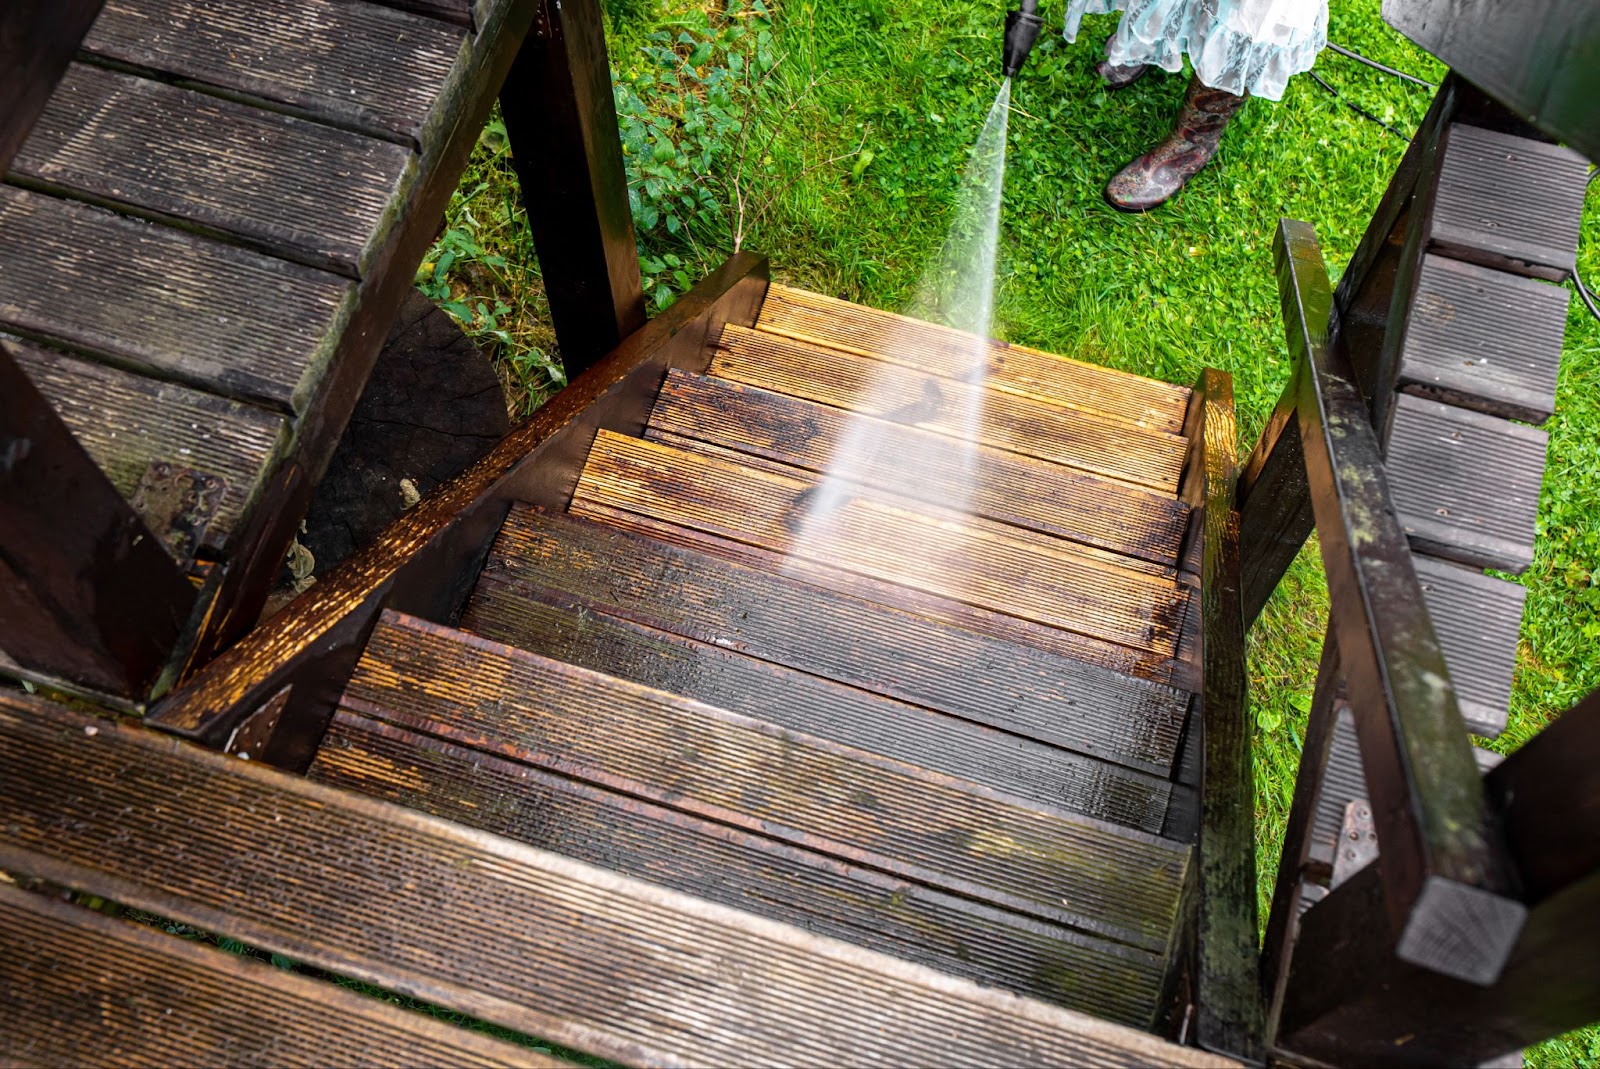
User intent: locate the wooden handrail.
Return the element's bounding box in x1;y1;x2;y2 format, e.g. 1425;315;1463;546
0;2;108;174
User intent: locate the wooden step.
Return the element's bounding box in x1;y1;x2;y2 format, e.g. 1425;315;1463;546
712;324;1188;493
1428;124;1590;282
1414;554;1526;739
753;283;1191;433
0;694;1233;1068
457;586;1173;832
1385;393;1547;574
0;883;540;1068
475;507;1192;775
1397;254;1570;424
311;711;1172;1026
648;369;1190;567
348;613;1194;950
573;431;1189;658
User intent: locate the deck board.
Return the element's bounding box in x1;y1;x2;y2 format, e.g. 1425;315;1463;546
1415;554;1526;739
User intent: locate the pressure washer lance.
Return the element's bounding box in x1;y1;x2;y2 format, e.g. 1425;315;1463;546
1002;0;1043;77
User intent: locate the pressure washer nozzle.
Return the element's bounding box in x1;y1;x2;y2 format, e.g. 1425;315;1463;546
1002;0;1043;77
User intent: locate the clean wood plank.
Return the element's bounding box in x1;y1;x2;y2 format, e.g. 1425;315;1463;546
457;588;1173;832
649;369;1190;566
347;612;1194;950
13;63;416;277
311;711;1172;1026
1385;392;1547;574
0;883;542;1068
573;430;1188;657
712;324;1188;493
1414;554;1526;739
475;506;1193;776
82;0;467;144
0;187;351;413
1397;254;1569;424
10;335;284;552
0;693;1234;1069
756;284;1191;433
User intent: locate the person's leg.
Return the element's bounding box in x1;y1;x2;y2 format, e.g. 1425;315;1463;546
1103;72;1244;211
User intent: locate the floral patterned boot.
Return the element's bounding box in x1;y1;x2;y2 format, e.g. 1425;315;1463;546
1095;35;1149;89
1104;74;1245;212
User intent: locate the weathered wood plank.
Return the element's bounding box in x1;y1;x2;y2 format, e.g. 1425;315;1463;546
648;369;1190;566
0;0;106;174
0;883;541;1068
756;284;1192;433
1413;554;1525;738
712;324;1188;492
13;63;415;277
573;431;1189;657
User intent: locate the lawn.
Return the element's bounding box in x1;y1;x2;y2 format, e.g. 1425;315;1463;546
423;0;1600;1061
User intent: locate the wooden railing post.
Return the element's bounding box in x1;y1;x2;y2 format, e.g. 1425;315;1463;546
0;2;109;174
500;0;647;379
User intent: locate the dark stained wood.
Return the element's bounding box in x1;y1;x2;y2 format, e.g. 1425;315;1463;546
0;339;196;697
311;710;1173;1026
0;0;107;174
149;252;769;756
501;0;645;376
13;63;415;278
1279;219;1524;986
369;0;476;27
1235;366;1314;629
0;694;1238;1069
0;883;540;1068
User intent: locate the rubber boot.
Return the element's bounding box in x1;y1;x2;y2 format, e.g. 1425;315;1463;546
1095;35;1148;89
1104;74;1245;212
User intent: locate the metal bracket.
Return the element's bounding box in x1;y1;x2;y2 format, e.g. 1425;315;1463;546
1331;799;1379;888
224;683;292;761
129;460;225;568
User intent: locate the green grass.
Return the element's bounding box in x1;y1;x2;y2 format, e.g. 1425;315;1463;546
425;0;1600;1060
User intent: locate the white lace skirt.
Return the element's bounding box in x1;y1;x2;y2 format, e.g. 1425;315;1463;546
1065;0;1328;100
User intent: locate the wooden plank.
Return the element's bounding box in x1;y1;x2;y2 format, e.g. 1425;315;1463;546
369;0;475;27
0;186;352;413
1386;393;1547;574
1414;554;1525;738
311;711;1172;1026
82;0;467;145
1427;123;1590;282
712;324;1188;492
1236;369;1315;629
756;284;1191;433
13;63;416;277
348;612;1194;950
457;588;1173;831
648;369;1190;567
573;430;1189;657
0;694;1236;1069
474;506;1193;776
0;1;106;173
10;335;284;553
1397;254;1569;424
0;883;542;1068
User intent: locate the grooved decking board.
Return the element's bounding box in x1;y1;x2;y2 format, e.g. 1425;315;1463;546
0;187;351;412
477;507;1191;775
0;884;539;1069
8;336;284;551
458;590;1172;831
1415;554;1526;739
1385;393;1547;573
712;325;1187;492
1429;124;1590;281
1398;254;1569;423
370;0;475;26
648;370;1189;566
83;0;467;145
349;613;1194;951
1308;707;1364;872
14;64;415;277
0;696;1233;1069
573;431;1187;657
311;712;1170;1026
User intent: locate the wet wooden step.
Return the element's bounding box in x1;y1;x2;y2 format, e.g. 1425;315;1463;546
712;324;1188;493
0;694;1232;1068
311;711;1172;1027
0;883;539;1068
1414;554;1526;739
1397;254;1570;424
754;284;1191;434
458;588;1173;832
476;507;1192;775
1385;393;1547;574
1428;124;1590;282
648;370;1190;567
572;431;1189;659
349;613;1194;951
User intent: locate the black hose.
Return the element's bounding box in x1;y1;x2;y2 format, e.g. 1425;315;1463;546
1326;42;1436;89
